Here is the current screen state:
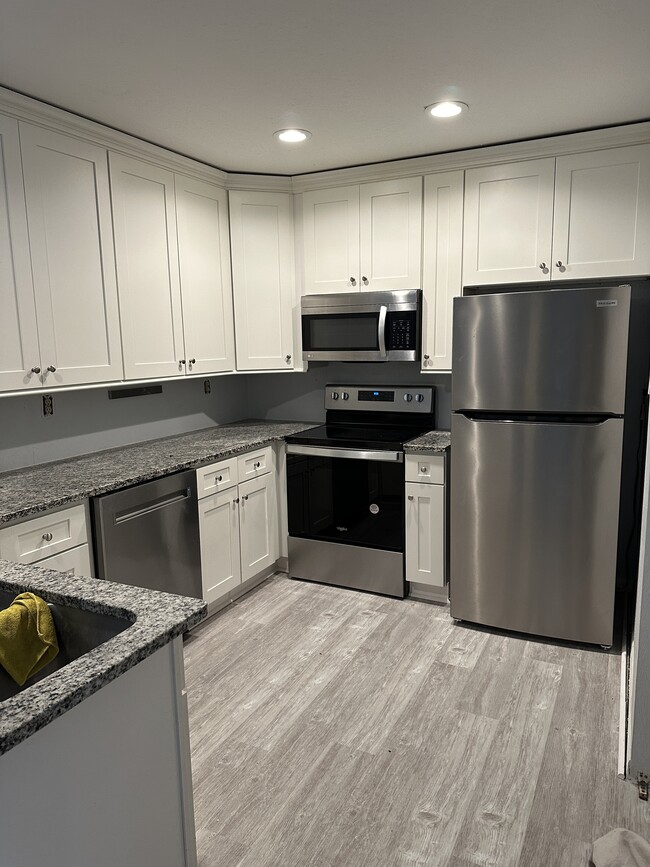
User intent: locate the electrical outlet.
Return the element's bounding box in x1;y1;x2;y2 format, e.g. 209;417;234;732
204;379;211;394
42;394;54;416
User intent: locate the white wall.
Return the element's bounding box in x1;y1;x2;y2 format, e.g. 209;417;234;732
0;376;248;472
246;364;452;428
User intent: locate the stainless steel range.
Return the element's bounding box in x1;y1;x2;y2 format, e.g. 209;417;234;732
285;383;435;598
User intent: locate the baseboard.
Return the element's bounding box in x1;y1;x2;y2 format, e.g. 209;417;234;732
408;582;449;605
204;561;281;620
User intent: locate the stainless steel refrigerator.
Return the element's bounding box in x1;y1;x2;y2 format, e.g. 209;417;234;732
450;279;650;647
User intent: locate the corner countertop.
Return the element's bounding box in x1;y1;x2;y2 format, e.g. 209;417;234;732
0;420;316;525
404;430;451;454
0;559;207;756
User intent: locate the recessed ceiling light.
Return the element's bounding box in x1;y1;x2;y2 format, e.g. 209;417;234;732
425;101;468;118
274;128;312;143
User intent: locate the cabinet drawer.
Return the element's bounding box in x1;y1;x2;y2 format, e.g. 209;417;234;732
37;543;93;578
196;457;238;498
238;446;274;481
0;503;88;564
405;454;445;484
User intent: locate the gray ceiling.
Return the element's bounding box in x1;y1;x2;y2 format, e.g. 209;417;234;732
1;0;649;175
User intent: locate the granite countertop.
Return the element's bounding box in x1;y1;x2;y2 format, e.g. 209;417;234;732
404;430;451;454
0;559;207;756
0;420;316;525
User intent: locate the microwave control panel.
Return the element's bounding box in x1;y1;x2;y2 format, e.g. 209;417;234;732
386;311;418;351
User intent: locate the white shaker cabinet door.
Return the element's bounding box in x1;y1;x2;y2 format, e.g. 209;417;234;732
463;158;555;286
238;472;278;583
0;116;41;391
552;145;650;280
229;191;295;370
199;489;242;604
175;175;235;374
20;124;123;387
421;171;464;372
359;177;422;291
405;481;445;588
302;185;360;294
110;153;185;380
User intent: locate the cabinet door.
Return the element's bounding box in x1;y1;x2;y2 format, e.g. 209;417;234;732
421;171;464;372
0;116;41;391
463;159;555;285
20;124;123;387
37;543;93;577
552;145;650;279
406;482;445;588
302;185;359;293
229;191;295;370
198;489;241;604
175;175;235;374
110;153;185;380
239;472;278;582
359;177;422;291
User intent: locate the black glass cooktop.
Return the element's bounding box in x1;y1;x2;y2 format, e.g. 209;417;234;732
286;423;429;452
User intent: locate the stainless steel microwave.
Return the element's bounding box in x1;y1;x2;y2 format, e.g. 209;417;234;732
301;289;421;362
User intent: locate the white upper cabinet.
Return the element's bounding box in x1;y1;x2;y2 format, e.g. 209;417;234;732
175;175;235;374
463;145;650;286
302;185;359;293
229;190;295;371
552;145;650;280
462;158;556;286
20;124;124;387
110;154;185;380
421;171;464;373
301;177;423;294
0;116;41;391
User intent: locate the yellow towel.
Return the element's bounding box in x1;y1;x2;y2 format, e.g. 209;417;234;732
0;592;59;686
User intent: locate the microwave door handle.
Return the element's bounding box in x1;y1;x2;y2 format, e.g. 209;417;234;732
378;305;388;358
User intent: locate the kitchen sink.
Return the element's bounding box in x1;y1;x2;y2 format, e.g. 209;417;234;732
0;589;131;702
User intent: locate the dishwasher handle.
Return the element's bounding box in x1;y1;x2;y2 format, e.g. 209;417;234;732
114;487;191;525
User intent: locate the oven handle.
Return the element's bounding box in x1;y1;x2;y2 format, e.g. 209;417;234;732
286;444;404;463
378;304;388;358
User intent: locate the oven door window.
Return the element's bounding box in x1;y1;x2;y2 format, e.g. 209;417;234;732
302;313;379;351
287;454;404;552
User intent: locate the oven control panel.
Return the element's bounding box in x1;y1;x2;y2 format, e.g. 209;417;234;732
325;384;434;413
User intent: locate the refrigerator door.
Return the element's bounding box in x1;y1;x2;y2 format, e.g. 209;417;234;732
450;412;624;645
452;285;631;414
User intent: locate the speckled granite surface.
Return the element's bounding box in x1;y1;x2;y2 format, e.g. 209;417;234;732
0;559;206;755
0;420;316;525
404;430;451;454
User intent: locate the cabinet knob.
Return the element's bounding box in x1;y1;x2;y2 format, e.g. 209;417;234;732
254;461;261;468
556;260;566;272
30;366;41;374
361;276;369;285
217;475;223;482
407;495;414;501
189;358;196;366
421;467;428;473
539;262;549;273
349;277;357;286
234;497;240;504
285;354;292;363
423;354;430;362
242;494;249;501
179;359;186;367
47;365;56;373
42;532;53;542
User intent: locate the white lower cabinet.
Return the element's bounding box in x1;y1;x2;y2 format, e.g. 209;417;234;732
198;450;278;607
36;543;93;577
405;455;446;602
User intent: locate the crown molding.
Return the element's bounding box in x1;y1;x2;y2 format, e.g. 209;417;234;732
289;122;650;191
0;86;229;186
225;172;293;192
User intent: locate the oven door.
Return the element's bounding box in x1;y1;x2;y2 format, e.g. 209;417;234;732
286;445;405;551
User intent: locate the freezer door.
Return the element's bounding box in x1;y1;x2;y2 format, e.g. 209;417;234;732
450;413;624;645
452;285;631;413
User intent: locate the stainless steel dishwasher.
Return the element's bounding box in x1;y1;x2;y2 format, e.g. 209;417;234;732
92;470;202;598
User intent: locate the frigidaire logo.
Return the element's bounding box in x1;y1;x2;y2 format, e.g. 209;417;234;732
336;526;348;532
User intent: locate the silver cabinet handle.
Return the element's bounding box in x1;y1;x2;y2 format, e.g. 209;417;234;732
47;365;56;373
539;262;549;273
423;354;430;362
188;358;196;367
217;475;223;482
285;354;292;363
556;260;566;272
407;495;414;501
42;532;53;542
254;461;261;469
31;366;41;374
361;276;369;285
242;494;249;501
234;497;240;504
421;467;428;473
349;277;357;286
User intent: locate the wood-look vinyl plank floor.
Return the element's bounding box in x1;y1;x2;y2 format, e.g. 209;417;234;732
184;574;650;866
